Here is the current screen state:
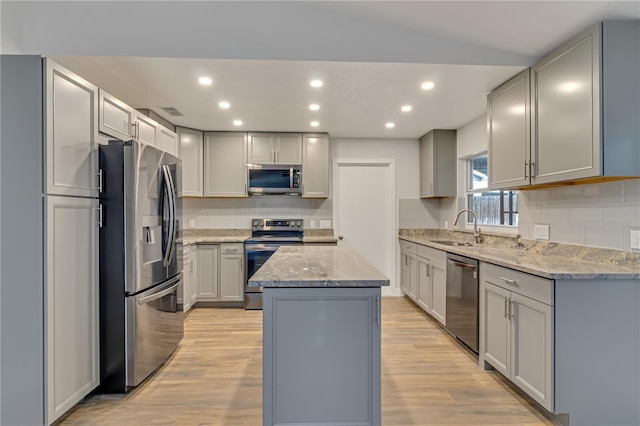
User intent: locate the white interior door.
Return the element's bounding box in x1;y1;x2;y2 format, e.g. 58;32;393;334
334;160;396;296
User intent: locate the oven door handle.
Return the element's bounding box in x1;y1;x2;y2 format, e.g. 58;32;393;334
245;245;282;252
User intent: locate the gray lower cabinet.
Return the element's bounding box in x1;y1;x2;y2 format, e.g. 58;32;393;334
203;132;248;197
302;133;329;198
46;196;99;424
194;243;244;303
400;250;417;301
219;244;245;302
263;287;381;426
401;240;446;325
419;129;456;198
479;262;554;412
197;244;219;300
181;245;193;312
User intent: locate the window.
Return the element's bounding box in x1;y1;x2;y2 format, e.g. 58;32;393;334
466;153;518;226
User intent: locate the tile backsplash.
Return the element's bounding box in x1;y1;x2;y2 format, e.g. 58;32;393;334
398;198;440;229
518;179;640;250
183;197;332;229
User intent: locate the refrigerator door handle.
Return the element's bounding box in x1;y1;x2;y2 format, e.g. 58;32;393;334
165;164;178;264
137;275;182;305
161;165;175;267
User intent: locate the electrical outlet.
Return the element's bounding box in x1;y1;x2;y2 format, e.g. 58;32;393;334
188;219;195;228
631;229;640;250
444;220;449;229
309;220;316;229
533;224;550;240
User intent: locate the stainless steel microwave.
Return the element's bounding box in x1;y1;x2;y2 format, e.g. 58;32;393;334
247;164;302;195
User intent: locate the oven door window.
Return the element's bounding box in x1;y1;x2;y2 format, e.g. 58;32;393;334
246;248;278;279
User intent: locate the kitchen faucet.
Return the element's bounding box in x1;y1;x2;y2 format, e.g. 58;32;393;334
453;209;482;244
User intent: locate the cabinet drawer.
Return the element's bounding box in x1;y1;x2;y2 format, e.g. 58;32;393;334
399;240;417;254
416;244;446;265
481;262;553;305
221;243;244;254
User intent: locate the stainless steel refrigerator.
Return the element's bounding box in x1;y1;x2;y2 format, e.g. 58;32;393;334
99;140;183;392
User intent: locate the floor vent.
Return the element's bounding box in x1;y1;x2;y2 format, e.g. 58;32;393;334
159;106;183;117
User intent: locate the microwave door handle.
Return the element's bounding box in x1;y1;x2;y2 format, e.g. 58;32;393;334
290;166;293;190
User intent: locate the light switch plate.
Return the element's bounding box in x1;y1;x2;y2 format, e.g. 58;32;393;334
533;224;550;240
319;219;332;229
188;219;195;228
631;229;640;250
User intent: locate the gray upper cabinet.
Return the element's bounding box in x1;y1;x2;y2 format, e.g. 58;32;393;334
248;132;302;164
99;89;181;153
488;69;531;190
489;21;640;190
203;132;248;197
532;23;602;184
177;127;203;197
275;133;303;164
98;89;135;141
419;129;456;198
302;133;329;198
157;125;178;156
45;59;98;197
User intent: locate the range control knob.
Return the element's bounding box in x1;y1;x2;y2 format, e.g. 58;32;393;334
296;221;302;227
289;222;295;227
252;220;259;227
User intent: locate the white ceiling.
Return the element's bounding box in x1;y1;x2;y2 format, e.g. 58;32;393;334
5;1;639;138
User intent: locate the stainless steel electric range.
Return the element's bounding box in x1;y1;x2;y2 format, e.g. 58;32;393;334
243;218;304;309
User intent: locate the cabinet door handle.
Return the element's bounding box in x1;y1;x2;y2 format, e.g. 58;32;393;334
530;161;535;178
504;297;509;318
430;183;434;194
524;161;529;179
509;299;516;318
131;122;137;138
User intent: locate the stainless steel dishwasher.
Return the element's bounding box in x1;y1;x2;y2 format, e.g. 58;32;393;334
445;253;479;354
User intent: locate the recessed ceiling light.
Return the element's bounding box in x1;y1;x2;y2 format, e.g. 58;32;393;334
233;120;243;126
385;122;395;129
401;105;412;112
421;81;435;90
310;121;320;127
309;104;320;111
219;101;230;109
198;77;212;86
310;80;323;88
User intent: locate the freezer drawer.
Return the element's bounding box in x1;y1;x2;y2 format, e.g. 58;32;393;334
126;274;184;387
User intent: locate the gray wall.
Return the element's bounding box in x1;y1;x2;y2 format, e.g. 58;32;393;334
0;55;45;425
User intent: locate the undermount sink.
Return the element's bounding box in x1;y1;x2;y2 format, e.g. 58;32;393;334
431;240;473;247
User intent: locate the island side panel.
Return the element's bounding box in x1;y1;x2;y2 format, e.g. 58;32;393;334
555;279;640;426
263;287;382;426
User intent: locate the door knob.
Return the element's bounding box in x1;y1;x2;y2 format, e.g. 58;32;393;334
338;235;344;240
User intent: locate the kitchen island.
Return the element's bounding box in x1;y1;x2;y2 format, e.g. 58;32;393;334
249;246;389;426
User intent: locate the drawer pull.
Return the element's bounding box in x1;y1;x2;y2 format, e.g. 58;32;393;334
499;276;517;285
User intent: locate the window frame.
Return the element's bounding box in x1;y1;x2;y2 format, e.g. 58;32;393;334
465;152;518;227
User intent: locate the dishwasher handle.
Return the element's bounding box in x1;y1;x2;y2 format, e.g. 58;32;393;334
447;259;477;269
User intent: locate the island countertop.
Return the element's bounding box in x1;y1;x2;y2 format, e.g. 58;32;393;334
248;246;390;288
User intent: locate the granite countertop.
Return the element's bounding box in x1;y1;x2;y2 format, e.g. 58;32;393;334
399;229;640;280
248;246;390;288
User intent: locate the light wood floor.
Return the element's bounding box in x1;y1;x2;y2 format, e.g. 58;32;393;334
60;297;556;425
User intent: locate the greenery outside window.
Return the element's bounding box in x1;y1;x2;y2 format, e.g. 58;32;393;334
466;153;518;226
